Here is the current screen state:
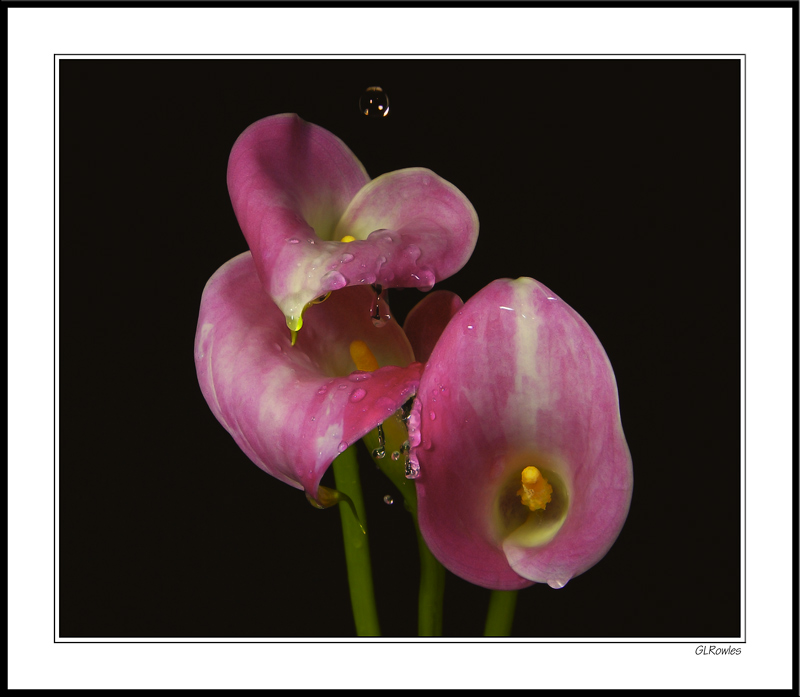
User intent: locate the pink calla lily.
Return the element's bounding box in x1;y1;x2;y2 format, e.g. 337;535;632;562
407;278;633;591
227;114;479;333
194;251;422;498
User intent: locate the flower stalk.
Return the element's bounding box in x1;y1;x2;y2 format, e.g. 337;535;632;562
484;590;518;637
332;445;381;637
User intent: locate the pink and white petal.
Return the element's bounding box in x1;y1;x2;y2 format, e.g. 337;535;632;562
333;168;479;292
413;278;633;590
195;252;422;498
227;114;371;325
403;290;464;364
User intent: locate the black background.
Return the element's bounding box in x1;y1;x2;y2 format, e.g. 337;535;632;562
59;58;741;638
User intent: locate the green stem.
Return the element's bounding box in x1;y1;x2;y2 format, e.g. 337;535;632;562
332;446;380;637
414;519;446;636
484;590;518;636
364;414;447;636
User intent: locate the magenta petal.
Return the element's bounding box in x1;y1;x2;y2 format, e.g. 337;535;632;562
195;252;422;497
333;168;479;292
413;278;633;590
227;114;478;329
403;290;464;364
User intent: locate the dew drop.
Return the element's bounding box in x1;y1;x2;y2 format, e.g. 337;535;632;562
360;86;390;118
307;238;316;245
310;416;316;422
321;270;347;290
383;495;394;505
429;410;436;421
417;268;435;292
548;579;569;589
317;386;328;395
340;253;355;263
466;324;474;330
286;237;300;244
391;451;401;461
405;244;421;261
338;383;348;390
349;387;367;403
337;441;348;453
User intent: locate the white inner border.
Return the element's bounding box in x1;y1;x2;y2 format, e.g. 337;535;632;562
10;5;792;691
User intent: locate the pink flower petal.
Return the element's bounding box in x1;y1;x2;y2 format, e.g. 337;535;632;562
413;278;633;590
227;114;478;331
195;252;422;497
403;290;464;364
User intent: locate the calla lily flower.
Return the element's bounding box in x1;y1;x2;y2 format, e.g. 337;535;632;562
405;278;633;591
194;251;422;498
227;114;479;335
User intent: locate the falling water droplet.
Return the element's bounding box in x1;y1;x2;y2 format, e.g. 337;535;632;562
383;495;394;505
350;388;367;403
391;451;401;461
359;86;390;118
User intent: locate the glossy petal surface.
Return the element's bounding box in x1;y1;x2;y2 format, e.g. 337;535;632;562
195;252;422;497
413;278;633;590
227;114;478;328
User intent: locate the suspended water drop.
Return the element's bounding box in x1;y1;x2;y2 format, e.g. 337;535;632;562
371;422;386;459
404;451;420;479
383;495;394;505
370;284;391;328
391;451;401;461
360;86;390;118
337;441;348;453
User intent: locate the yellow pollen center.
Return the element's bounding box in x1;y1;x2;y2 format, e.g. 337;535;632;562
340;235;356;243
349;340;379;372
517;465;553;512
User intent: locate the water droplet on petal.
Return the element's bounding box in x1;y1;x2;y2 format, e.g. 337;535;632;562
466;324;474;330
340;253;354;263
383;495;394;505
360;86;390;118
548;579;569;589
349;371;373;382
417;268;435;292
429;410;436;421
338;441;348;453
321;270;347;290
287;237;300;244
317;385;329;396
349;388;367;403
405;244;421;261
307;238;316;245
